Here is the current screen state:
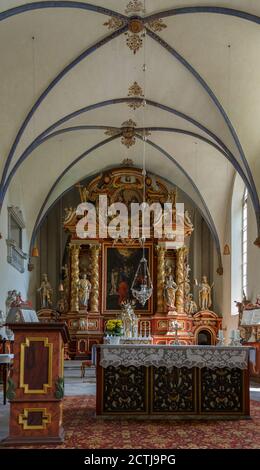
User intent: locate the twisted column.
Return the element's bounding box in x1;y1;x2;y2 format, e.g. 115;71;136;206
175;247;187;313
70;244;80;312
156;245;166;312
90;244;100;313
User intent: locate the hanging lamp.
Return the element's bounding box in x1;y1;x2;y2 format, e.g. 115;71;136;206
131;16;153;307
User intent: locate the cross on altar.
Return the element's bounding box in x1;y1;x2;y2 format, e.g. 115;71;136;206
172;320;181;345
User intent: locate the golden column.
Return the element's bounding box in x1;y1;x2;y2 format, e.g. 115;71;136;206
175;247;187;313
70;244;80;312
156;245;166;312
90;244;100;313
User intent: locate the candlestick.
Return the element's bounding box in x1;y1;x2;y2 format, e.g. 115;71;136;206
217;329;225;346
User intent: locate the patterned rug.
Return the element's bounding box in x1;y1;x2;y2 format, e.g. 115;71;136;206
10;396;260;449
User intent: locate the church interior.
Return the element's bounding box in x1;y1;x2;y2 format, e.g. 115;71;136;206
0;0;260;450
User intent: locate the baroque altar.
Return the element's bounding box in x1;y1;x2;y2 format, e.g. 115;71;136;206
38;166;222;358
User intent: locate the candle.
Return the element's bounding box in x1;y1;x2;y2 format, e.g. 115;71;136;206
230;330;235;340
218;330;224;340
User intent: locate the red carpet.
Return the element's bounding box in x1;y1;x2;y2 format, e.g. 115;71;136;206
11;396;260;449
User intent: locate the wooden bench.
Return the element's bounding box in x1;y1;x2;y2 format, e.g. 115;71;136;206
80;360;92;378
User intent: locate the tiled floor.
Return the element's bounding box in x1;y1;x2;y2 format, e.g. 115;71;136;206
0;362;259;442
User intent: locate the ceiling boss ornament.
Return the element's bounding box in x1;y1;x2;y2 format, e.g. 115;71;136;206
121;119;137;148
105;120;150;148
103;0;166;55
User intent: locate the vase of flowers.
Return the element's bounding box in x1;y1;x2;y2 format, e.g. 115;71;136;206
105;319;123;345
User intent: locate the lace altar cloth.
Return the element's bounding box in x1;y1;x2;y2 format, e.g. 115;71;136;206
98;345;250;370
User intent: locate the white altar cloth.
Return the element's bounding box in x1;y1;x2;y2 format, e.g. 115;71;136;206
98;344;251;370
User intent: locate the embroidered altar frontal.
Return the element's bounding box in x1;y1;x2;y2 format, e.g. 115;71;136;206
95;345;251;418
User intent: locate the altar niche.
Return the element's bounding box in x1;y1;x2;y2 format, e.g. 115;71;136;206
38;166;221;359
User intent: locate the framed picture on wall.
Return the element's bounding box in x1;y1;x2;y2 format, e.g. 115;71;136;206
102;242;153;314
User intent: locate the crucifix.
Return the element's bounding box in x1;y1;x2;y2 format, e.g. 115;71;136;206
172;320;180;345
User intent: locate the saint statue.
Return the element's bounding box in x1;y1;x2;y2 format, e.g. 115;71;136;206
38;274;53;308
198;275;213;311
121;301;138;338
6;290;17;310
185;293;197;315
78;274;91;309
164;266;178;310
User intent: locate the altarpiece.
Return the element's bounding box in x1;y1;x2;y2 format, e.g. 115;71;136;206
38;166;221;358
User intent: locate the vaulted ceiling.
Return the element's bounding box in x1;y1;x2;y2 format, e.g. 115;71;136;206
1;0;260;269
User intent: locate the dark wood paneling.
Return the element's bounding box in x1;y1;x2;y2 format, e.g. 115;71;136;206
24;341;48;390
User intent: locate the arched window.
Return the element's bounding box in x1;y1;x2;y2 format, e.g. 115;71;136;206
231;175;245;314
242;187;248;298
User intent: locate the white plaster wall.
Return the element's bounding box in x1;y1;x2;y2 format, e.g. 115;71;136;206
0;181;37;315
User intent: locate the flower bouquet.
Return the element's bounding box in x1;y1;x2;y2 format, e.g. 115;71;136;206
105;319;123;344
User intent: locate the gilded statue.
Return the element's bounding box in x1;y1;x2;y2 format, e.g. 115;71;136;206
78;274;91;309
164;266;178;310
38;274;53;308
198;275;213;311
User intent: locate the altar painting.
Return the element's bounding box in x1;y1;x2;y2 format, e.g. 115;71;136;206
103;244;152;313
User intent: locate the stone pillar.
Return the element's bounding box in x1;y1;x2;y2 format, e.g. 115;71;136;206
90;244;100;313
176;247;187;313
70;244;80;312
156;245;166;312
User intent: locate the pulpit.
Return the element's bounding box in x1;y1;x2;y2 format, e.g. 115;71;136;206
2;323;70;445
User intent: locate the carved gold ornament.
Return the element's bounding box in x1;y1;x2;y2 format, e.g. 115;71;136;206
128;81;144;97
125;0;145;15
147;19;167;33
126;33;143;54
128;81;144;110
103;17;126;30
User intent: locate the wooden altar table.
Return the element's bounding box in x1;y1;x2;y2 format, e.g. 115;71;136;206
95;344;251;418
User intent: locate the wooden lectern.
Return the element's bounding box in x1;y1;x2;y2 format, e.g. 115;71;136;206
2;323;70;445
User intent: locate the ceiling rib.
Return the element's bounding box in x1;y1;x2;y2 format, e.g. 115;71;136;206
0;23;128;197
0;97;241;205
